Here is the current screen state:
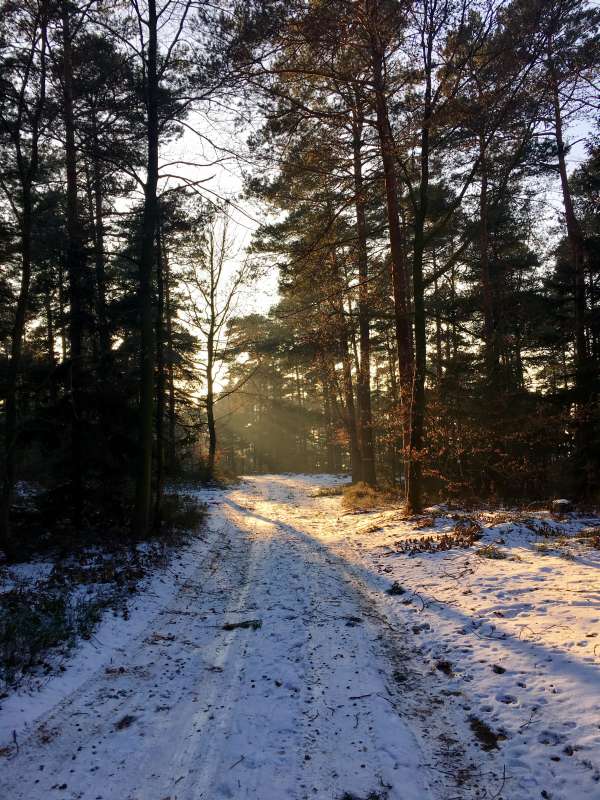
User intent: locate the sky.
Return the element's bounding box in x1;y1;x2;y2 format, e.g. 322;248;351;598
160;105;279;317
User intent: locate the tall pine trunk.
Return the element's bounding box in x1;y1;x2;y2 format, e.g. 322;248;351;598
406;24;433;514
135;0;159;537
331;244;361;482
352;103;376;486
206;331;217;478
550;72;587;386
90;113;110;368
62;5;85;529
154;218;166;523
366;2;415;492
164;249;176;472
548;49;591;496
1;191;33;555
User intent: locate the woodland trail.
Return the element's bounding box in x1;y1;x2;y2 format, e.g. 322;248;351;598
0;475;464;800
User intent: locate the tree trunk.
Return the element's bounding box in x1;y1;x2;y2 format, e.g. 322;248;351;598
90;113;110;367
206;336;217;478
550;68;587;387
62;5;85;529
1;191;33;555
352;103;376;485
406;21;433;514
323;378;338;473
478;135;498;385
549;50;591;497
330;244;362;482
154;218;166;524
366;3;414;488
45;287;57;404
164;249;176;472
433;263;442;383
135;0;159;537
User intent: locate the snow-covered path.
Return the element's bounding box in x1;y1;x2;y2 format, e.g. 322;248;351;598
0;475;447;800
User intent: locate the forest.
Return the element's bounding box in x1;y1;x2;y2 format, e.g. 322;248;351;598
0;2;599;798
1;0;599;547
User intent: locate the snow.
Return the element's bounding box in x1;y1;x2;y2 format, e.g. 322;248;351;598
0;529;214;745
1;475;599;800
308;479;600;800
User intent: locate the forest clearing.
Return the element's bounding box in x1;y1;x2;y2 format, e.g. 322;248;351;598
1;475;599;800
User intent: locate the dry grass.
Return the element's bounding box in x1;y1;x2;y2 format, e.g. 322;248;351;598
311;485;345;498
341;482;402;511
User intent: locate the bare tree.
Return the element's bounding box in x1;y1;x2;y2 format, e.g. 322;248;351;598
185;212;252;478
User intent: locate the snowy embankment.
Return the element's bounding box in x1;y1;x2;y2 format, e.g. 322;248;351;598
0;502;216;745
0;474;598;800
309;476;600;800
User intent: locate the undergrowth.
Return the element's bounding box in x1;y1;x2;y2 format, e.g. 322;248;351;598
342;482;402;510
311;485;346;498
0;584;114;688
0;492;205;691
393;521;483;555
476;544;507;560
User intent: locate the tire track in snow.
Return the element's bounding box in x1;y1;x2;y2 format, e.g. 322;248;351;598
0;475;448;800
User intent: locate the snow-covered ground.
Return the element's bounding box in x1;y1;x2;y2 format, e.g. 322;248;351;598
308;476;600;800
1;474;599;800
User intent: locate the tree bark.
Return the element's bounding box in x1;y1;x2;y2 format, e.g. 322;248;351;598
164;248;176;472
478;135;498;385
134;0;159;536
90;112;110;367
206;261;217;478
352;103;376;485
406;13;433;514
548;47;592;497
206;331;217;478
330;244;362;482
549;63;587;389
154;218;166;523
365;1;414;489
62;3;85;529
1;191;33;555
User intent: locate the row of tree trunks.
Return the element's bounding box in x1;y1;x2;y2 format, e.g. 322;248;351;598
0;6;48;552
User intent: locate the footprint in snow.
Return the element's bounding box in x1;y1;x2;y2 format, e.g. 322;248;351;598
538;730;566;746
496;693;518;704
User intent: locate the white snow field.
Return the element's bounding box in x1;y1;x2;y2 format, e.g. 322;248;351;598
1;474;599;800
